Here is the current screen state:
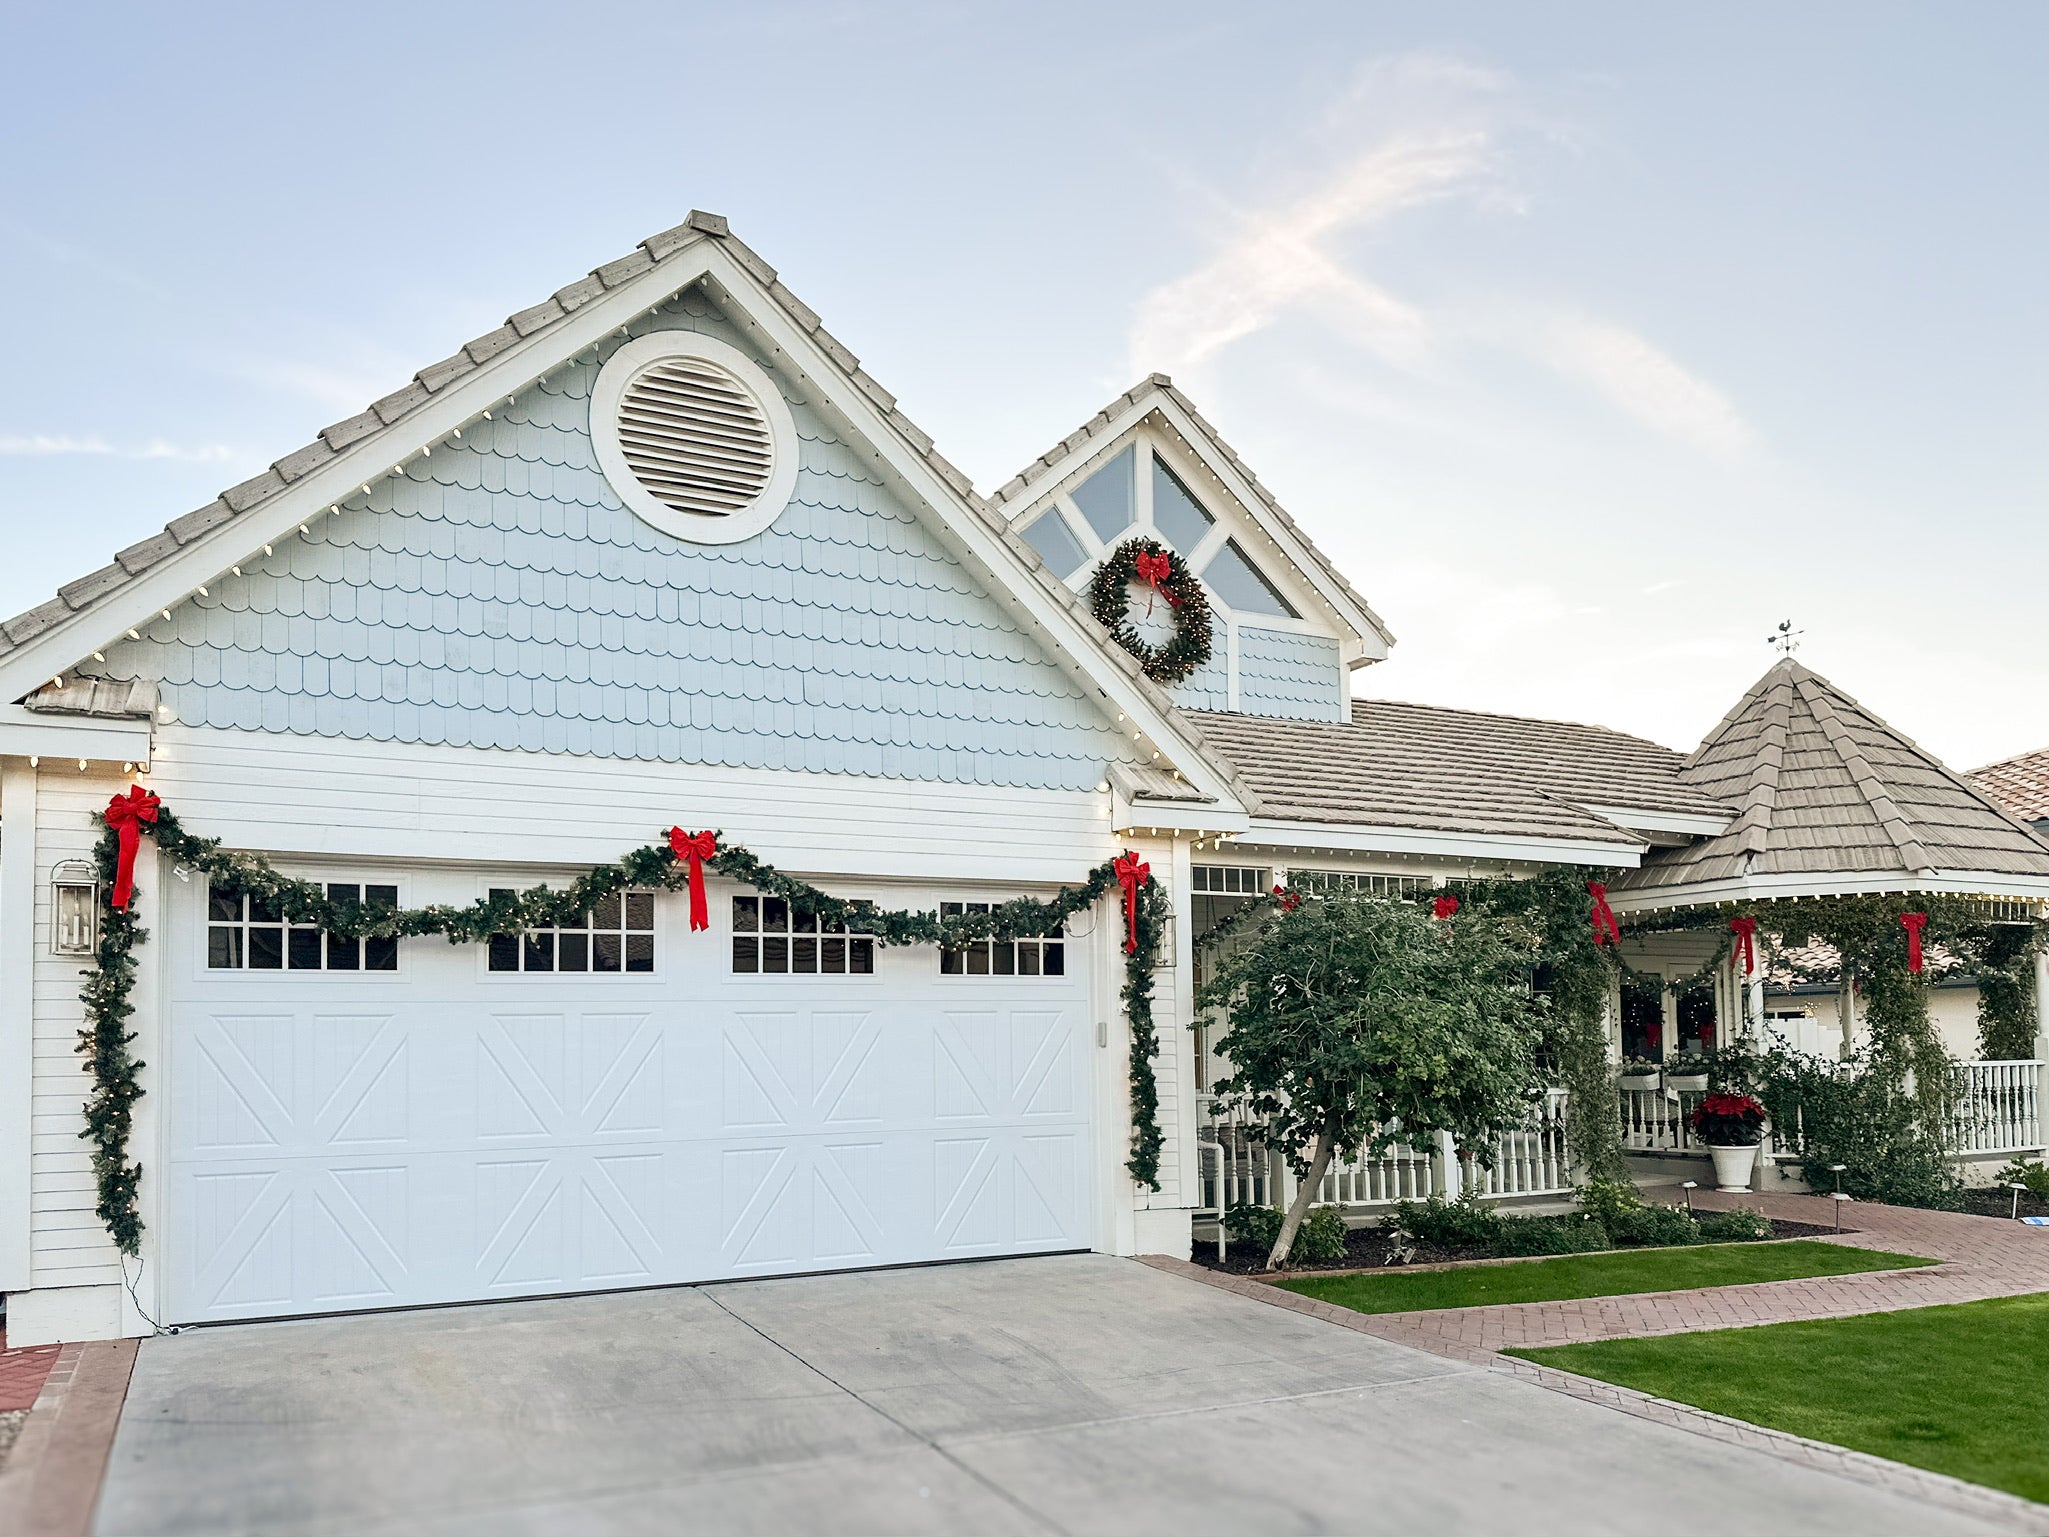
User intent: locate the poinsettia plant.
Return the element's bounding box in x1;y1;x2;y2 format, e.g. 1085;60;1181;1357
1690;1092;1768;1147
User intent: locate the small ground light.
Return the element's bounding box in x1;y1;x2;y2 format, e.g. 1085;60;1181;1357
1829;1163;1848;1195
1679;1180;1697;1214
2009;1182;2030;1221
1830;1191;1853;1232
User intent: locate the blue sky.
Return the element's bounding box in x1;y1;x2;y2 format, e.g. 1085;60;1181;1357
4;3;2045;766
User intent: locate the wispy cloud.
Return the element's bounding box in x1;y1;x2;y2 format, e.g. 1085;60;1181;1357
1536;312;1752;458
1128;53;1755;460
0;433;236;463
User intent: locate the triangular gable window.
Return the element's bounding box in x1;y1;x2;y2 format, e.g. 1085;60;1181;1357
1021;507;1089;578
1071;446;1135;541
1203;539;1298;618
1151;460;1215;555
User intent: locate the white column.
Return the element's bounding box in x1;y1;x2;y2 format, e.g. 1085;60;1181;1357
1838;974;1857;1061
2033;950;2049;1062
0;760;34;1291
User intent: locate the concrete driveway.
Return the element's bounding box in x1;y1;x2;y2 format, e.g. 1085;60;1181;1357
96;1254;2004;1536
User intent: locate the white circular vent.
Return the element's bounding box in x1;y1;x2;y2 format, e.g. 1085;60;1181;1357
591;332;797;544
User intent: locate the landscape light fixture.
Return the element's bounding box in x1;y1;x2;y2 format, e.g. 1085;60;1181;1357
1829;1163;1847;1195
1679;1180;1697;1214
1830;1191;1853;1232
2010;1181;2030;1221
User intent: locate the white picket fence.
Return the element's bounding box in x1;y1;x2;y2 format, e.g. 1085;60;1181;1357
1620;1059;2047;1161
1194;1088;1572;1223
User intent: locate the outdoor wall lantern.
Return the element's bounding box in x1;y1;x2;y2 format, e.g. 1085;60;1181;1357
51;859;100;956
1152;908;1176;970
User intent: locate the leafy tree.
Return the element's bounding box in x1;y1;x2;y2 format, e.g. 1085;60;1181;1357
1201;893;1548;1269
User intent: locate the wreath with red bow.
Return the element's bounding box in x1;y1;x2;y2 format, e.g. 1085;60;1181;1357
1088;537;1214;686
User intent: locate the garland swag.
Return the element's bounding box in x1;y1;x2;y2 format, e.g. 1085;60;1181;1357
78;799;1167;1257
1088;537;1214;686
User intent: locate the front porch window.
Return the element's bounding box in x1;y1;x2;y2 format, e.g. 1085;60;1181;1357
1675;981;1717;1056
1621;974;1664;1060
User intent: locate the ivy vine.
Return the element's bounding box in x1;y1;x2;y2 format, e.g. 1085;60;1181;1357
78;803;1169;1257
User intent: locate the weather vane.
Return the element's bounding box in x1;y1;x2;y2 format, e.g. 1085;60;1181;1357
1767;619;1803;658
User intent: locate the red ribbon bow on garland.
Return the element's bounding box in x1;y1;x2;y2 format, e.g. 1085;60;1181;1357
1132;550;1178;614
1729;916;1757;976
1271;884;1302;913
1900;911;1928;974
103;786;161;911
1432;896;1460;922
1113;851;1150;954
1586;881;1622;947
665;828;718;932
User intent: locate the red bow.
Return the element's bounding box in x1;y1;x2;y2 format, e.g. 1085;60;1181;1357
1587;881;1621;947
1132;550;1178;613
1729;917;1757;976
1432;896;1460;921
103;786;161;911
1271;883;1302;914
666;828;717;932
1901;911;1928;974
1114;851;1150;954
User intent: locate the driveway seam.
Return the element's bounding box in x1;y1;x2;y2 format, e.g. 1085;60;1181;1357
699;1285;1069;1536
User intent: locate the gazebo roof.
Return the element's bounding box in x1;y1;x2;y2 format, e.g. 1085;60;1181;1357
1610;659;2049;907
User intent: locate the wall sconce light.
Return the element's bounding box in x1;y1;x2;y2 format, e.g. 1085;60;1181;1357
51;859;100;956
1152;908;1176;970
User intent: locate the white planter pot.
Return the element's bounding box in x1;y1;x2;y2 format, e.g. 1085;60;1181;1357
1667;1073;1709;1093
1620;1074;1661;1093
1707;1142;1758;1193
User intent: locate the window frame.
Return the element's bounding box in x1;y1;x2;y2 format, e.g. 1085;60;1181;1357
203;877;405;977
728;893;880;978
476;881;661;979
935;900;1069;980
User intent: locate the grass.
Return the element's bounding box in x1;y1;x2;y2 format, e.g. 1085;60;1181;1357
1279;1240;1932;1315
1508;1291;2049;1505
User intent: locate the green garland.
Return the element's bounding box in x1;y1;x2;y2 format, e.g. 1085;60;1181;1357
1088;536;1214;685
78;806;1168;1257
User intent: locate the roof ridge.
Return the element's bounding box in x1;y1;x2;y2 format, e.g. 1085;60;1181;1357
1728;665;1791;860
1793;670;1934;873
1351;696;1683;753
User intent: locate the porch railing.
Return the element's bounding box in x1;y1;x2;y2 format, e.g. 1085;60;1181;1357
1194;1088;1572;1224
1621;1059;2047;1162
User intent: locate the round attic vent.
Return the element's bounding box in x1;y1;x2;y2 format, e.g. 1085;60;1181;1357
591;332;797;544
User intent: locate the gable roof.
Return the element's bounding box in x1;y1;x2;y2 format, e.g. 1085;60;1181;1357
1179;697;1719;853
0;212;1251;810
990;375;1395;659
1971;747;2049;826
1612;659;2049;903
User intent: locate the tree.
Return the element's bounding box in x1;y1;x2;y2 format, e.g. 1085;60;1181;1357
1201;893;1548;1269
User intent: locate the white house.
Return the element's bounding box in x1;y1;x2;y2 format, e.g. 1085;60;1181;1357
3;213;2044;1344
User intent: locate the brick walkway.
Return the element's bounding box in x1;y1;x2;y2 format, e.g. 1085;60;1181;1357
0;1331;61;1414
1360;1189;2049;1356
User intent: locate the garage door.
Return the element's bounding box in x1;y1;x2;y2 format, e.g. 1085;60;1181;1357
161;874;1096;1324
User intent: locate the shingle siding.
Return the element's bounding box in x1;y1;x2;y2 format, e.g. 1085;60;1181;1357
90;290;1132;792
1237;627;1343;722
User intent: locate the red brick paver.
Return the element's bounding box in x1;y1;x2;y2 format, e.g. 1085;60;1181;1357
0;1329;63;1414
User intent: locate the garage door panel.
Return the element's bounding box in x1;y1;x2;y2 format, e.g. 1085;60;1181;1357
168;889;1096;1323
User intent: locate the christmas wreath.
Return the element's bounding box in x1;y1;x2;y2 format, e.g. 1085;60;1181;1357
1089;537;1214;686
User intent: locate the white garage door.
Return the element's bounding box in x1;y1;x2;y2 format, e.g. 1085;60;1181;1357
161;873;1096;1324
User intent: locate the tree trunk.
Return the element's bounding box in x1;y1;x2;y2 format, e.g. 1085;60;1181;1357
1266;1127;1337;1270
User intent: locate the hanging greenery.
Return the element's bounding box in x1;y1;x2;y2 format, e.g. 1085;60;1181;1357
76;800;1168;1257
1088;536;1214;686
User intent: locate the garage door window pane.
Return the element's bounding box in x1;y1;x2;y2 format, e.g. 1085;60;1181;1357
487;885;655;974
210;880;400;973
733;896;875;974
939;901;1065;978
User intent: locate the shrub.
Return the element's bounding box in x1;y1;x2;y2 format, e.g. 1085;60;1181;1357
1393;1190;1505;1252
1225;1202;1349;1265
1574;1176;1645;1230
1608;1203;1702;1247
1293;1204;1349;1264
1696;1207;1773;1241
1996;1158;2049;1201
1492;1213;1610;1256
1758;1048;1963;1210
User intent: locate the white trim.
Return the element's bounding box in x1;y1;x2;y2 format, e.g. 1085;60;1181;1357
0;704;152;762
1580;806;1733;838
0;760;35;1289
1610;870;2049;913
588;331;798;546
1232;817;1647;867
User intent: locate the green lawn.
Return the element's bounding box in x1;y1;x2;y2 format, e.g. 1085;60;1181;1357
1508;1291;2049;1504
1280;1240;1931;1315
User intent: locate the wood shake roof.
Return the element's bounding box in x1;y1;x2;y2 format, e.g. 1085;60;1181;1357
1616;659;2049;893
1184;699;1726;846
